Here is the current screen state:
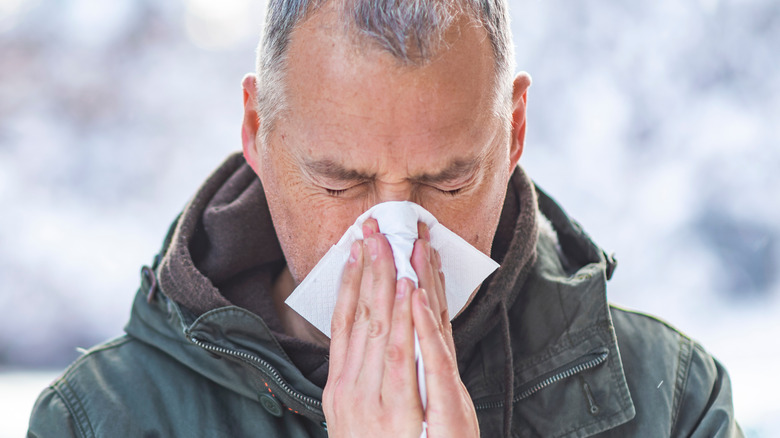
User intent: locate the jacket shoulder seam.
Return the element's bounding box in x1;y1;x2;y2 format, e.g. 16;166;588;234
60;335;134;381
46;335;137;438
669;334;694;434
609;305;703;434
50;379;94;438
609;305;693;340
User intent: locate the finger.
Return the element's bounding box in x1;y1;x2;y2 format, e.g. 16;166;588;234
363;217;379;237
327;240;364;382
354;218;381;332
339;237;377;384
412;288;465;415
436;259;457;359
417;220;431;243
413;224;455;359
430;249;455;359
357;231;398;392
432;249;448;325
381;278;420;410
412;223;441;322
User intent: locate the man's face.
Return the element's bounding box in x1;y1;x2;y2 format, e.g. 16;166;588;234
245;11;526;285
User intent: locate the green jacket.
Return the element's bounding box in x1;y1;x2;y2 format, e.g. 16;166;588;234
28;154;742;437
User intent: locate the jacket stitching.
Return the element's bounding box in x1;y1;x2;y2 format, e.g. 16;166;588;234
605;320;634;412
54;379;95;438
609;306;692;338
670;334;693;434
472;323;613;391
60;336;133;381
512;324;611;374
263;381;302;415
45;336;136;438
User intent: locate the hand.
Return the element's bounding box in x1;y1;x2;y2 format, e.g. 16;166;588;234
410;223;480;438
322;219;479;438
323;218;422;437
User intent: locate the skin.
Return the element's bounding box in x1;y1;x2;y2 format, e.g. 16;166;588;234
241;5;531;437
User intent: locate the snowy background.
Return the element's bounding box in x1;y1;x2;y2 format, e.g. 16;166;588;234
1;0;778;436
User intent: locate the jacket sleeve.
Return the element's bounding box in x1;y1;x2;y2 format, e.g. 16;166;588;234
28;387;82;438
671;343;744;438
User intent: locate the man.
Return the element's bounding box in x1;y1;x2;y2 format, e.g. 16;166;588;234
28;0;742;436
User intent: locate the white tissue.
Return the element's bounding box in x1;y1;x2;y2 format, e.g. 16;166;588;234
285;201;500;337
285;201;499;436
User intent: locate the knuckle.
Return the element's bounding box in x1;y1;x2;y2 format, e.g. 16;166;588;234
384;343;405;363
367;318;386;338
331;380;350;404
330;311;350;337
443;319;453;336
354;300;370;323
440;351;459;375
324;380;346;413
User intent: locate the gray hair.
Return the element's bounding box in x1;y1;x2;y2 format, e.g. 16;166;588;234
255;0;515;143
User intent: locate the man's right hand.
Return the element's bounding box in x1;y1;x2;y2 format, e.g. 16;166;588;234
322;219;480;438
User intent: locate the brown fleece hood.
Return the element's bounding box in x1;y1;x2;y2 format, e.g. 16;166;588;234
157;152;538;386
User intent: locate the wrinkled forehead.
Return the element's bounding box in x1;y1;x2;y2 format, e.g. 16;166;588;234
282;6;500;150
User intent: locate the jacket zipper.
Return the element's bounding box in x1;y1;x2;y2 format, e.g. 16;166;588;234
189;335;323;411
191;335;606;413
474;349;609;411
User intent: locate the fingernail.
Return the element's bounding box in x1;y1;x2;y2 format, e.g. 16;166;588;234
425;224;431;242
362;222;373;238
363;218;379;236
397;279;409;300
366;237;378;261
348;241;361;264
424;241;431;261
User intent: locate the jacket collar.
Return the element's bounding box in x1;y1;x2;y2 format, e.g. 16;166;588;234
125;281;328;422
462;188;634;437
126;153;634;434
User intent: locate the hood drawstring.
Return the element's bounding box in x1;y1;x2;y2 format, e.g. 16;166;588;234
498;301;514;438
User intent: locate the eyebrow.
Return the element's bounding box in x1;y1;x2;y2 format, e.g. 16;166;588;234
302;156;481;184
302;158;375;181
411;157;481;185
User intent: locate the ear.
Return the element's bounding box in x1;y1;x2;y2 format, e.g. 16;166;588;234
241;73;262;175
509;72;532;172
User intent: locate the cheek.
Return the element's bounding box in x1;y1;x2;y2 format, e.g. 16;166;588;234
261;158;363;283
427;170;509;256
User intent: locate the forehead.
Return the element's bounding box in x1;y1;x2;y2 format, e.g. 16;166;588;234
279;7;501;171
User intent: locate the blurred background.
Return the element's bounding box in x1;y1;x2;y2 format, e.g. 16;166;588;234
0;0;778;436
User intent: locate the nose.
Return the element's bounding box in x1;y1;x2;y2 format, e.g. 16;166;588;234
373;181;417;204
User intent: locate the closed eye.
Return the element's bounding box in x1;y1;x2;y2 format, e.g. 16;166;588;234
326;188;348;196
325;184;462;197
323;182;367;196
